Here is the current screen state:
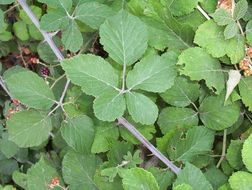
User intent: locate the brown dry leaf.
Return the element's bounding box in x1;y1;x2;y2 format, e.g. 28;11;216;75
217;0;233;13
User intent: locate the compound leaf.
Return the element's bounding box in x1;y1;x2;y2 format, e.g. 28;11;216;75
100;10;148;66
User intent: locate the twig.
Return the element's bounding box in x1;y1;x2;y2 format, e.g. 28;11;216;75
18;0;181;175
216;129;227;168
3;3;19;14
196;5;211;20
237;21;245;36
117;117;181;174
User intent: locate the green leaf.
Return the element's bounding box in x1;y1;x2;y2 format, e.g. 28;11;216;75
233;0;248;20
174;184;192;190
28;24;43;40
62;151;100;190
13;21;29;41
158;107;199;134
166;0;202;16
239;76;252;112
0;159;18;175
100;10;148;66
226;35;245;64
93;90;126;121
224;21;239;39
40;11;69;31
194;20;227;58
75;2;115;29
12;171;27;189
242;133;252;172
62;20;83;52
126;92;158;125
148;167;174;190
4;67;55;110
0;9;4;33
229;171;252;190
27;157;63;190
246;20;252;46
160;76;200;107
0;138;19;159
20;6;42;25
7;110;52;148
126;54;176;93
61;54;119;97
199;93;240;130
120;168;159;190
173;162;213;190
38;0;72;12
211;8;233;26
0;0;15;4
61;115;94;154
226;140;243;170
177;47;225;94
167;126;215;162
91;122;119;153
204;167;228;189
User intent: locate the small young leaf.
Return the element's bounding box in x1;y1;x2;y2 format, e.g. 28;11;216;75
233;0;248;20
7;110;52;148
100;10;148;66
120;168;159;190
242;133;252;172
211;8;233;26
225;70;241;101
126;92;158;125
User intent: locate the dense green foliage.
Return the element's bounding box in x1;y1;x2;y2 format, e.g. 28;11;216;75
0;0;252;189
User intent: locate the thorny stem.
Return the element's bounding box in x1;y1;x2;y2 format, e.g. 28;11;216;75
118;117;181;174
216;129;227;168
18;0;181;175
18;0;70;115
